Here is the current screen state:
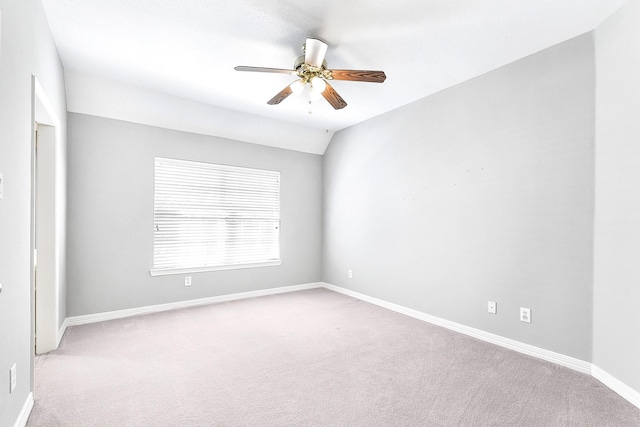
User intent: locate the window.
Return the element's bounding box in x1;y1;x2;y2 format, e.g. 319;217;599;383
150;157;281;276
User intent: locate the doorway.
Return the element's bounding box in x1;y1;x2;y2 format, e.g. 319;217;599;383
31;77;63;356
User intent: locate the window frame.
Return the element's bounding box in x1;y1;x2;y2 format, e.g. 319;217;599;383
150;157;282;277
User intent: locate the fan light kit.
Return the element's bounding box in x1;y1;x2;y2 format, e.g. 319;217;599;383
235;38;386;111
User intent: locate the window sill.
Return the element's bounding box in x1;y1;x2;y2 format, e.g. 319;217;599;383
149;260;282;277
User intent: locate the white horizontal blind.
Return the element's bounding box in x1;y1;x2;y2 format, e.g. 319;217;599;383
152;157;280;273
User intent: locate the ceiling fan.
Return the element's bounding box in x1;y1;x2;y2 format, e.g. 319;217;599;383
235;38;386;110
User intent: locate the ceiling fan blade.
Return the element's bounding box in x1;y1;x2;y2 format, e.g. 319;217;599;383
322;82;348;110
267;84;294;105
235;66;297;75
329;69;387;83
305;38;328;67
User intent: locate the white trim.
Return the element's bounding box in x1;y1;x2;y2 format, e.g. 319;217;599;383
592;365;640;409
322;283;640;410
322;283;591;374
13;392;34;427
34;79;61;127
32;76;64;355
65;282;323;326
57;318;68;346
57;281;640;411
149;260;282;277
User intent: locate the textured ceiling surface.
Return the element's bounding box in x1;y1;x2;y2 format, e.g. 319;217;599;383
40;0;626;149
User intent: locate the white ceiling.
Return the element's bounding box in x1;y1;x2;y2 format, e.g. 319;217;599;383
40;0;627;154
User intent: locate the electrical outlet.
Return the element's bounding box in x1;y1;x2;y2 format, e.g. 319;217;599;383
487;301;497;314
348;270;353;279
9;363;16;393
520;307;531;323
184;276;192;287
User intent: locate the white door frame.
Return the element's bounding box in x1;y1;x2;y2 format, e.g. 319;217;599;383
31;76;63;356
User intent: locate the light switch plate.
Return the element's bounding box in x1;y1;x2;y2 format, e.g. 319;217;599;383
10;363;16;393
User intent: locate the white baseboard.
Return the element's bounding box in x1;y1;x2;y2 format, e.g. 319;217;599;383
592;365;640;409
55;280;639;411
322;283;591;374
13;392;34;427
322;282;640;410
65;282;323;327
57;319;68;347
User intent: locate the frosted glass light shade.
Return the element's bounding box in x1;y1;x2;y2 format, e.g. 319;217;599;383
309;77;327;101
290;79;306;96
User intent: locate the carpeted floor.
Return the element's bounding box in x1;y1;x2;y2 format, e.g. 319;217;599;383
28;288;640;426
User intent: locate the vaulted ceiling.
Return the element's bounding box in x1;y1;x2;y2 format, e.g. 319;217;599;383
40;0;627;153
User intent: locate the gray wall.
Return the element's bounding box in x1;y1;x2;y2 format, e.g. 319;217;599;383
0;0;67;424
593;0;640;393
323;34;596;361
66;113;322;316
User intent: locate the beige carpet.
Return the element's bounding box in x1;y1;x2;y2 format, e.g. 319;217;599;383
28;288;640;426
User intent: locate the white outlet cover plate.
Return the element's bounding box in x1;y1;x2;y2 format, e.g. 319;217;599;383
488;301;497;314
520;307;531;323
